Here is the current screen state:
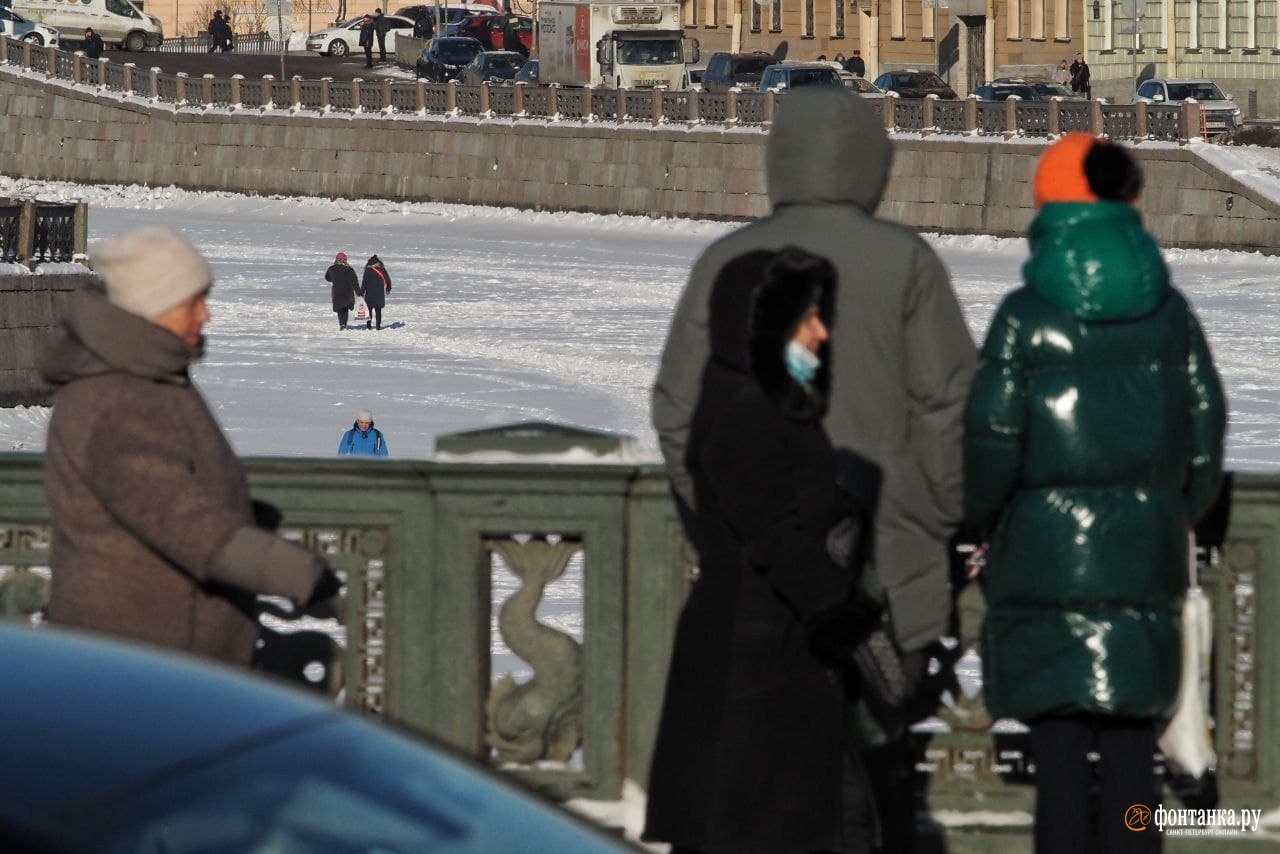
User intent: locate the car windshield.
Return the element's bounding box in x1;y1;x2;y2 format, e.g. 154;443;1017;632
1032;81;1073;97
485;54;523;71
436;40;480;62
615;38;682;65
990;85;1036;100
732;57;771;77
1167;82;1226;101
790;68;841;87
893;72;946;88
105;0;141;18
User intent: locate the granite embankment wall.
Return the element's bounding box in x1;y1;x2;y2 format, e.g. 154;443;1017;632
2;67;1279;252
0;273;96;407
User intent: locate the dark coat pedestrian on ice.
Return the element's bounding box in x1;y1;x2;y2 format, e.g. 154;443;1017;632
965;134;1226;854
644;248;880;854
39;227;340;666
326;252;359;329
359;254;391;329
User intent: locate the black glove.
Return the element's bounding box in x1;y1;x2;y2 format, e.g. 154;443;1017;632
307;565;344;607
806;592;882;663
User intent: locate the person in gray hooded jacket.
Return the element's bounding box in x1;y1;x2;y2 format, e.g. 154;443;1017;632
651;87;976;851
41;227;342;667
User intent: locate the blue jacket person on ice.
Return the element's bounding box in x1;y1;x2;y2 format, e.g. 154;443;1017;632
338;410;389;457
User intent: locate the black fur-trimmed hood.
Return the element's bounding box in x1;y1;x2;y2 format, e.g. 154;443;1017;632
707;248;837;420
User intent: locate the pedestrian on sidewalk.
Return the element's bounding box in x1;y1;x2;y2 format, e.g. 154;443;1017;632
373;7;389;62
358;14;376;69
82;28;105;59
39;227;341;667
965;133;1226;854
326;251;358;329
338;410;390;456
360;254;391;330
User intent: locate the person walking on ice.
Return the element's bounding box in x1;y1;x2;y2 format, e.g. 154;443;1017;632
360;255;391;330
326;252;358;331
338;410;389;457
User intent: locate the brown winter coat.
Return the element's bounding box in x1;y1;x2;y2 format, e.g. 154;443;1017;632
40;292;324;664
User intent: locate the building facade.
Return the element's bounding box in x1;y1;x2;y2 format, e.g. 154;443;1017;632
681;0;1085;94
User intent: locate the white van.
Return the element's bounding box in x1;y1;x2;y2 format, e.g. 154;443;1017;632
12;0;163;51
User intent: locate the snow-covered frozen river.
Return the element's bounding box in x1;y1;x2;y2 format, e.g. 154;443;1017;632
2;177;1279;471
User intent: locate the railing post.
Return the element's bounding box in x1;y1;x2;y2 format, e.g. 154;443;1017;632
582;83;594;121
201;72;213;106
923;92;938;136
122;62;135;96
513;79;526;115
352;77;363;113
96;57;109;90
22;39;32;69
17;200;35;269
1004;94;1019;137
73;202;88;258
231;73;243;108
1181;100;1202;141
290;75;301;110
261;74;273;107
726;86;738;125
383;79;393;113
964;93;979;133
0;35;9;64
1089;97;1105;136
72;51;84;85
1134;99;1149;140
883;91;897;130
446;78;458;114
1048;96;1061;136
651;87;663;125
479;80;491;115
688;85;700;124
175;71;188;105
148;66;160;100
415;78;426;114
45;43;56;75
617;85;629;123
763;87;776;123
320;77;332;111
547;82;559;118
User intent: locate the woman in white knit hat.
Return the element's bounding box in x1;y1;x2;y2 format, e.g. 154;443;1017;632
337;409;389;457
39;226;342;666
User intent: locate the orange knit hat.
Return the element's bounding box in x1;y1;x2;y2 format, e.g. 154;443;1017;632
1032;132;1100;208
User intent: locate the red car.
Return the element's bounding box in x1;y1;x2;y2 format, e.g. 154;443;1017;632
455;13;532;54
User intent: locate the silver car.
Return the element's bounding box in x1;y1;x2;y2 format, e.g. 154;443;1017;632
1133;78;1242;135
0;6;60;47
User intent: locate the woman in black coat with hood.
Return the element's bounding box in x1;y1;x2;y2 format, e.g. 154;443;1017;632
360;255;391;330
644;247;880;853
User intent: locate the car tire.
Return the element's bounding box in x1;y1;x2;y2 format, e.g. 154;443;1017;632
22;32;44;46
124;30;145;52
329;39;348;57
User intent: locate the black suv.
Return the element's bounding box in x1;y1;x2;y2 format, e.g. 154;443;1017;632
872;69;958;99
701;51;775;93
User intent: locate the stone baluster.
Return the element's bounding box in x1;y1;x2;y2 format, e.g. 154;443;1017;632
1135;100;1149;140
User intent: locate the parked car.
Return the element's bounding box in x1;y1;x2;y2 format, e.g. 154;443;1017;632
974;77;1075;101
873;68;958;99
306;15;414;57
1133;77;1242;134
514;57;539;85
395;3;501;37
415;36;484;82
701;50;774;92
0;6;60;46
12;0;159;52
0;623;629;853
758;61;842;93
454;13;531;53
458;49;524;85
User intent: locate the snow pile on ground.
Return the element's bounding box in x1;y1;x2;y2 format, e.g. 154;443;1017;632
1193;143;1280;208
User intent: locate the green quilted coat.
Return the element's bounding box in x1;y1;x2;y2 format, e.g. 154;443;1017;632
965;201;1226;721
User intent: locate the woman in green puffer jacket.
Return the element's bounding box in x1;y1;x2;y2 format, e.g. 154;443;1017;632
964;133;1226;854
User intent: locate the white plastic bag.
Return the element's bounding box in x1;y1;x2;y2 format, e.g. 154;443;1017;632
1158;534;1216;778
353;296;369;322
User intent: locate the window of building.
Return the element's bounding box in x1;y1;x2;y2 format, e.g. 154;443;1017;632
771;0;782;33
922;0;935;38
1245;0;1257;48
1007;0;1022;38
1030;0;1044;37
1219;0;1228;49
891;0;905;38
833;0;845;36
751;0;762;31
1103;0;1113;50
705;0;718;27
803;0;814;35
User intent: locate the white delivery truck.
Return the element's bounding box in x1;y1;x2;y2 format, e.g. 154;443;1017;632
12;0;163;51
537;1;695;90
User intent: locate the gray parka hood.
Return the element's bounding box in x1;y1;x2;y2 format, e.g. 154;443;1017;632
40;292;198;387
766;88;894;213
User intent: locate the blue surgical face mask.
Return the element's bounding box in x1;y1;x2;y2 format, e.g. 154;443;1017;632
785;340;821;385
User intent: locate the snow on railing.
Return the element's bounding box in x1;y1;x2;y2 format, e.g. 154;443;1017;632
0;35;1207;140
